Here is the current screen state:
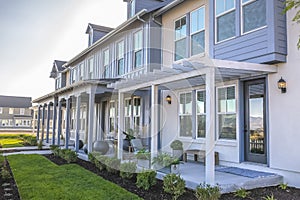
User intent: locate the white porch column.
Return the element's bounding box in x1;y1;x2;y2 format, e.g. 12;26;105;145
41;104;46;141
117;92;124;159
87;88;96;153
46;103;51;143
52;99;57;145
65;97;71;149
36;105;41;140
57;100;63;146
205;68;216;184
151;85;158;161
75;95;81;152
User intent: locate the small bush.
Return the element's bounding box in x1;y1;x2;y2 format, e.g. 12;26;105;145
234;188;250;199
136;149;151;160
22;135;37;146
94;155;109;171
136;170;157;190
38;139;43;150
279;183;288;190
105;157;121;174
1;167;11;180
195;183;221;200
50;145;60;157
60;149;77;163
120;162;137;179
163;174;185;200
262;194;276;200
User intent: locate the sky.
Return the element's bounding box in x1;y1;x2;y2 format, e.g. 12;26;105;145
0;0;126;99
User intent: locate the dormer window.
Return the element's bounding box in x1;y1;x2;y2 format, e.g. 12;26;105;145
130;0;136;17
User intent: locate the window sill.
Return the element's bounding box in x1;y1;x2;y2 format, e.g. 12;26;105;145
216;139;237;147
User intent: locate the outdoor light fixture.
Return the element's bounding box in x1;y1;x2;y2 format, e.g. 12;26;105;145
278;77;287;93
166;95;172;104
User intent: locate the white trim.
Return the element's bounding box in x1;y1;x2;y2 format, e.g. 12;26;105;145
178;91;193;138
196;89;206;139
133;29;143;69
190;6;206;56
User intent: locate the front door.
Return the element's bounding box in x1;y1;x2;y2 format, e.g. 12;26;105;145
244;79;267;164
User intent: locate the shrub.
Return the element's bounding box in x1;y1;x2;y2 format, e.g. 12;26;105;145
170;140;183;150
94;155;109;171
60;149;77;163
234;188;250;199
105;157;121;174
22;135;37;146
50;145;60;157
120;162;137;179
136;149;151;160
195;183;221;200
136;170;157;190
38;139;43;150
88;153;96;164
163;174;185;200
279;183;288;190
262;194;275;200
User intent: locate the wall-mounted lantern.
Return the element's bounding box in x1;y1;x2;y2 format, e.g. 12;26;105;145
278;77;287;93
166;95;172;104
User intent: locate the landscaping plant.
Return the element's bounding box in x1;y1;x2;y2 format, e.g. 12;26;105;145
136;170;157;190
262;194;276;200
37;139;43;150
105;157;121;174
94;155;109;171
60;149;77;163
120;161;137;179
50;145;60;157
234;188;250;199
195;183;221;200
163;174;185;200
279;183;288;190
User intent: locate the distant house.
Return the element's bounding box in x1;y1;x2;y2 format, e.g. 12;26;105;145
0;95;33;131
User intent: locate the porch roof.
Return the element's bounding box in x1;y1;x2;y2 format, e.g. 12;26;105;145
109;57;277;92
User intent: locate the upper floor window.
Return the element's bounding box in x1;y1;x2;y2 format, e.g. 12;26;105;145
217;86;236;140
196;90;206;138
215;0;236;43
133;30;143;68
56;77;61;89
9;108;14;114
79;63;84;81
116;41;125;76
0;107;2;114
103;49;110;78
191;7;205;56
242;0;266;34
175;16;187;61
88;57;94;79
179;92;192;137
20;108;25;115
71;68;77;83
130;0;136;17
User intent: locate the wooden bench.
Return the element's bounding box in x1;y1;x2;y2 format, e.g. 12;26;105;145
183;149;219;165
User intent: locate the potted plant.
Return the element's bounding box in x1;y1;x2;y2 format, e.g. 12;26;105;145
123;129;135;151
136;149;151;169
170;158;180;174
170;140;183;161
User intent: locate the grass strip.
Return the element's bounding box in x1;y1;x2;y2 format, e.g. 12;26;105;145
8;154;141;200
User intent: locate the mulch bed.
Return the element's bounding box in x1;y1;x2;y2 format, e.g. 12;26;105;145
1;153;300;200
0;159;20;200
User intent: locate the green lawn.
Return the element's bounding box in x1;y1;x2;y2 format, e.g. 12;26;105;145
0;138;24;148
8;154;141;200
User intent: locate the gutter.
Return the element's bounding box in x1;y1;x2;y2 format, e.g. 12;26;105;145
153;0;185;17
64;9;148;67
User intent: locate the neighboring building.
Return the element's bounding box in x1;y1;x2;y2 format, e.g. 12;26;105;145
0;95;33;131
33;0;300;188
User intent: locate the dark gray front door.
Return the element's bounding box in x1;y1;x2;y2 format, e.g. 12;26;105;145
244;79;267;164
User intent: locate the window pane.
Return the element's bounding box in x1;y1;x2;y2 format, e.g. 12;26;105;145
117;58;125;75
197;115;206;138
134;31;142;50
104;50;109;66
197;91;206;114
175;17;186;40
180;115;192;137
117;41;124;59
134;50;142;68
216;0;225;15
219;114;236;139
175;38;186;61
191;7;205;34
243;0;266;33
217;11;235;42
218;88;226;112
191;31;205;55
225;0;235;11
185;93;192;114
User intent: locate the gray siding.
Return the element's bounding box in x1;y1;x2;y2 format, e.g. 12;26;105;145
210;0;287;64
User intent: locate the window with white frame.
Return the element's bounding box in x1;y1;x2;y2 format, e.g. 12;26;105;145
56;77;61;89
133;97;141;132
88;57;94;79
242;0;266;34
133;30;143;68
175;16;187;61
0;107;2;114
215;0;236;43
217;86;236;139
71;108;76;130
71;68;77;83
124;98;132;131
103;49;110;78
179;92;192;137
117;41;125;76
79;63;84;81
9;108;14;114
109;101;116;133
191;7;205;56
80;106;86;131
20;108;25;115
130;0;136;17
196;90;206;138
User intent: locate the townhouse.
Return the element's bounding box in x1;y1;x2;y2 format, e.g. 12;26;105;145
33;0;300;187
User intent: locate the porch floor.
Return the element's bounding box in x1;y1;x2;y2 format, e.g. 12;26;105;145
156;162;283;193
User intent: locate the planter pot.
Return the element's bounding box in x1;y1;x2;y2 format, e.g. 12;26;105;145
171;164;180;174
93;141;109;155
137;159;150;169
172;149;183;161
123;139;131;151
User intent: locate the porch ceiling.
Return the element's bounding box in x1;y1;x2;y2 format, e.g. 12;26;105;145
110;58;277;92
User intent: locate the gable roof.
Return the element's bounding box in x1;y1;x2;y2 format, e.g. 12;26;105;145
0;95;32;108
85;23;114;34
50;60;67;78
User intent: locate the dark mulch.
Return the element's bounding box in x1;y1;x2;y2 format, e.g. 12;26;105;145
0;159;20;200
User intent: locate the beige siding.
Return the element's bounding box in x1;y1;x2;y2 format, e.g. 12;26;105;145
162;0;208;67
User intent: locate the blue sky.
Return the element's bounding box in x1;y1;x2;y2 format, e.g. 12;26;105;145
0;0;126;99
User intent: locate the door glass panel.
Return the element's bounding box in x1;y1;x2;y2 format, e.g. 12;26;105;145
249;83;264;154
